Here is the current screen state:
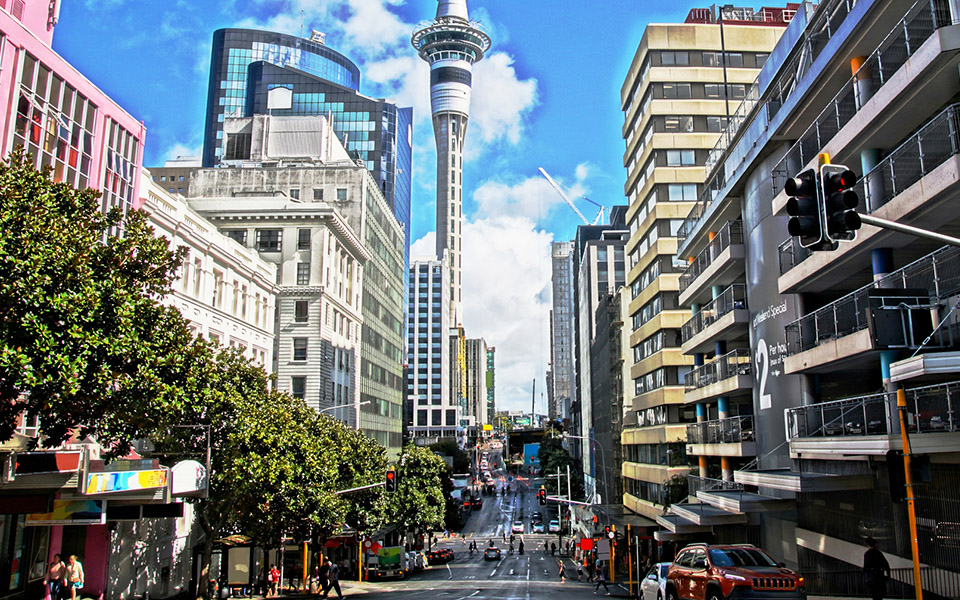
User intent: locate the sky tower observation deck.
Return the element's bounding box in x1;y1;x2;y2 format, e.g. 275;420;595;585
412;0;491;327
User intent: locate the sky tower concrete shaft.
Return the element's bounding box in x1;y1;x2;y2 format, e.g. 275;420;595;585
412;0;491;327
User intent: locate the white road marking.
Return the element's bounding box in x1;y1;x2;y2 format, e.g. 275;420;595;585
490;568;497;577
446;564;452;579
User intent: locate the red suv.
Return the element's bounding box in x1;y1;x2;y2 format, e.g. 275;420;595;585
666;544;805;600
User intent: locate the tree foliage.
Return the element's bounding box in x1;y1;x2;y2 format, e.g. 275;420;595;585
537;436;586;501
385;444;447;534
428;438;469;474
0;149;189;453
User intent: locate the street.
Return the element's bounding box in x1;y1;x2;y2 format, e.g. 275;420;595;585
349;449;628;599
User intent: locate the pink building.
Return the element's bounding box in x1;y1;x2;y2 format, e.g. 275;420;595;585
0;2;146;599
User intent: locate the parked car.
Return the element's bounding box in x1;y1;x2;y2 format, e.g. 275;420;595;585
641;562;670;600
531;520;545;533
484;546;502;561
427;548;455;564
666;543;805;600
548;519;561;533
511;520;524;534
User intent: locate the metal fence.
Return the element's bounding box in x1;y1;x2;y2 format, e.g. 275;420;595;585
779;103;960;274
683;348;752;391
687;475;745;497
681;284;747;343
784;245;960;355
786;380;960;439
801;566;960;599
679;221;743;293
686;415;755;444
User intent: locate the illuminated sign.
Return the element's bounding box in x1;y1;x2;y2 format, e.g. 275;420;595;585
84;469;168;494
26;500;104;526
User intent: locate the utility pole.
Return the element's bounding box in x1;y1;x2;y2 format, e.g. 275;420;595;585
531;378;536;422
897;388;924;600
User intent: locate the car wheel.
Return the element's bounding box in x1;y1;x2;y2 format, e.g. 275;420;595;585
666;589;678;600
657;593;663;600
706;589;723;600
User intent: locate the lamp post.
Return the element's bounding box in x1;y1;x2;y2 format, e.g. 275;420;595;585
318;400;371;431
561;433;610;519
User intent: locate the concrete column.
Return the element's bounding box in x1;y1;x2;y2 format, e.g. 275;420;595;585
711;285;723;300
851;56;873;109
715;340;727;357
721;456;732;482
718;396;729;420
696;403;707;478
861;148;882;212
693;303;703;368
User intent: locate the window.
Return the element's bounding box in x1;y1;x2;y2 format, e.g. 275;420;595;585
290;188;300;200
336;188;347;201
212;270;224;308
661;51;689;65
293;338;308;361
724;52;744;67
665;150;696;166
663;116;693;132
298;228;311;250
706;116;728;132
728;84;747;100
704;84;723;99
291;377;306;400
432;411;442;426
313;188;324;201
756;53;769;68
297;263;310;286
295;300;309;323
667;184;698;201
662;83;692;99
225;230;246;245
256;229;281;252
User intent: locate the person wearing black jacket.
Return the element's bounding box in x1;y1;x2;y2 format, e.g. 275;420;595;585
863;537;891;600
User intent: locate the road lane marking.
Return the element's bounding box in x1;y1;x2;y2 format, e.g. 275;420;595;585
446;564;452;579
490;568;497;577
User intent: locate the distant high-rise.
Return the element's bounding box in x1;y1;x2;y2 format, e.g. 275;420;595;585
550;241;576;422
412;0;490;326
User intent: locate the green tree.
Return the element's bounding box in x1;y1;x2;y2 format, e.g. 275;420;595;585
385;444;447;534
0;149;190;452
429;438;470;474
537;436;586;501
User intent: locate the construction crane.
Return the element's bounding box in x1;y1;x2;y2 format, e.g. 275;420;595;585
538;167;605;225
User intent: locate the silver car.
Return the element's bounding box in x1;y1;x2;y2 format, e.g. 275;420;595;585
640;562;670;600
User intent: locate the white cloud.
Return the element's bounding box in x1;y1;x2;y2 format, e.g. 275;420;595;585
471;163;594;222
468;52;538;149
162;142;203;163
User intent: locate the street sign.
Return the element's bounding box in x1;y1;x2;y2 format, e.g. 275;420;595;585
597;538;611;560
483;424;493;431
508;476;514;482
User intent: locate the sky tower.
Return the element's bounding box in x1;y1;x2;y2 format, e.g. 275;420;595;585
412;0;491;327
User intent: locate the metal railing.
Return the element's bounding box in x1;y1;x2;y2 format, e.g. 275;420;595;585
681;0;955;246
779;102;960;274
681;284;747;343
686;415;756;444
684;348;752;391
679;221;743;294
688;475;745;498
770;0;950;195
785;244;960;354
801;566;960;599
786;380;960;439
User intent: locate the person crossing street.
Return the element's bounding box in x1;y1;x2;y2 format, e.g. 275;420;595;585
594;567;611;596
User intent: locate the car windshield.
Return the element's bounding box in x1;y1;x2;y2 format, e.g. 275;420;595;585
709;548;778;567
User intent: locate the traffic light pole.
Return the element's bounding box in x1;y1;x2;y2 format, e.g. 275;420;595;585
859;214;960;248
897;388;924;600
334;482;386;495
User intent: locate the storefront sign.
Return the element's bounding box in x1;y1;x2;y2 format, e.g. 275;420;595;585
84;469;167;494
26;499;104;526
171;460;207;496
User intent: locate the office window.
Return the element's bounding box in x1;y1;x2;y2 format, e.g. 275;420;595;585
432;411;442;425
728;84;747;100
704;84;723;99
756;53;769;68
724;52;744;67
662;83;692;99
337;188;347;201
298;228;311;250
255;229;281;252
295;300;309;323
293;338;308;361
665;150;696;166
706;116;728;132
297;263;310;286
663;116;693;132
313;188;323;201
291;377;306;400
661;51;689;65
290;188;300;200
224;230;246;245
667;184;698;201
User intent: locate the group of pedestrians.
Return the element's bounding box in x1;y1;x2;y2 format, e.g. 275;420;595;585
555;557;610;596
44;555;84;600
263;559;343;599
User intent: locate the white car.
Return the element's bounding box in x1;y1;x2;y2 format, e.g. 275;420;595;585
511;521;524;534
548;519;561;533
640;562;670;600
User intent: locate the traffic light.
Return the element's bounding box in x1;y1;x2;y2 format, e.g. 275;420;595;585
385;466;398;493
784;169;825;249
538;486;546;505
820;164;861;242
604;525;613;539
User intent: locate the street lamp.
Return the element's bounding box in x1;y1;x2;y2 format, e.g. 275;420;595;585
319;400;371;431
562;432;610;517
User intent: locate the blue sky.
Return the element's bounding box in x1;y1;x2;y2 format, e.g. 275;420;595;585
52;0;703;413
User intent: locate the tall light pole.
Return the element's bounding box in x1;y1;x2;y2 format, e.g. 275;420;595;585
562;432;610;519
318;400;371;430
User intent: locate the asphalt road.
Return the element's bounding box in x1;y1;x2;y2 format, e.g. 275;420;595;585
345;448;630;599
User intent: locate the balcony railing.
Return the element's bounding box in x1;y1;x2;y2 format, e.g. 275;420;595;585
684;348;752;391
679;221;743;294
681;284;747;343
688;475;745;498
786;380;960;439
686;415;755;445
770;0;951;196
779;102;960;274
681;0;955;246
785;245;960;354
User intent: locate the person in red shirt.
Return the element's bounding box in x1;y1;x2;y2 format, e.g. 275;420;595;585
268;565;280;597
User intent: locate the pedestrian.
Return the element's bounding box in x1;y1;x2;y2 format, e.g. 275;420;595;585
317;560;330;595
576;561;584;582
322;559;342;599
558;559;566;583
863;537;890;600
44;553;65;600
550;541;556;556
268;564;280;597
518;539;525;555
594;567;611;596
64;555;84;600
543;541;549;553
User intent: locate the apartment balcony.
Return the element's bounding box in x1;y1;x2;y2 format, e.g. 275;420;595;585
685;415;757;458
678;221;745;307
734;469;875;493
783;245;960;373
667;501;748;527
688;475;794;513
785;380;960;457
683;349;753;404
778;103;960;294
680;284;749;354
